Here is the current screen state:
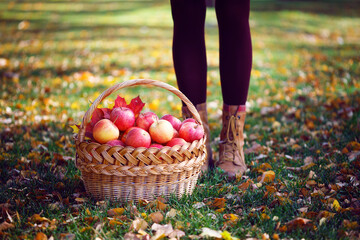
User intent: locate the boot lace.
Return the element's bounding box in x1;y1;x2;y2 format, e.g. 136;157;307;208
220;115;240;162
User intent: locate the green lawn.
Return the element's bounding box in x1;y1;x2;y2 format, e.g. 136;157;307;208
0;1;359;239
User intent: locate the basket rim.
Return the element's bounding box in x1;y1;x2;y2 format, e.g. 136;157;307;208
78;79;204;143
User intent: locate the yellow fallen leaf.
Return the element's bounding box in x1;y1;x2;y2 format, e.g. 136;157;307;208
85;208;91;216
221;230;237;240
107;208;125;217
332;199;341;212
261;213;271;220
260;170;275;183
70;124;80;134
109;220;123;226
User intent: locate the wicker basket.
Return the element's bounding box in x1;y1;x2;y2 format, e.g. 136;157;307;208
75;79;207;202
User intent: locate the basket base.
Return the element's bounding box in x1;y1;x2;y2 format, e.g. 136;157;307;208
81;168;201;202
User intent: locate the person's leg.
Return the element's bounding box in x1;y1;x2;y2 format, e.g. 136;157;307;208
216;0;252;106
215;0;252;179
170;0;207;106
171;0;213;172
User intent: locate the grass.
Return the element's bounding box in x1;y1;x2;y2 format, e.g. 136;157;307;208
1;0;360;239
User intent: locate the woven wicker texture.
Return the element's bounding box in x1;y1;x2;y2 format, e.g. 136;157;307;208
75;79;207;202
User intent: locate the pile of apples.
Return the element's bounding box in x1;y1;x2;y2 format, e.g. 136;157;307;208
85;95;204;149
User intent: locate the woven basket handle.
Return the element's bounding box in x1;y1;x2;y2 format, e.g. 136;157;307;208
78;79;203;142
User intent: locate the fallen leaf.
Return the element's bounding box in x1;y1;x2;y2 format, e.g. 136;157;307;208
165;208;178;218
238;179;253;191
147;200;167;211
200;227;222;239
149;212;163;224
151;223;174;237
284;217;314;232
244;142;262;154
192;202;206;209
130;218;148;232
260;170;275;183
29;214;51;224
168;229;185;239
342;219;359;230
107;208;125;217
0;221;14;231
207;198;226;209
59;233;75;240
332;200;341;212
35;232;48;240
109;220;123;226
221;230;237;240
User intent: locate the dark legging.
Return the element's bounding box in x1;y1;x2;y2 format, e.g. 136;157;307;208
171;0;252;106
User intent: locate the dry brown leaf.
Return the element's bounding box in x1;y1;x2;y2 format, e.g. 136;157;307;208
59;233;75;240
317;210;336;220
238;179;253;191
342;220;359;230
284;217;314;232
124;232;142;240
298;207;308;213
207;198;226;209
306;180;317;187
244;142;262;154
149;212;163;224
147;200;167;211
0;221;14;231
168;229;185;239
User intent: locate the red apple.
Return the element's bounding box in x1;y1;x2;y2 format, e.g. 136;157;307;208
93;119;120;144
166;138;188;147
161;114;182;131
179;122;204;142
149;119;174;144
136;112;159;131
110;107;135;131
106;139;125;147
173;129;179;138
182;118;197;125
149;143;164;149
125;127;151;148
121;127;137;142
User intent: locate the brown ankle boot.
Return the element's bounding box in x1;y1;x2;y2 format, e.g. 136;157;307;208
217;104;247;179
182;103;213;172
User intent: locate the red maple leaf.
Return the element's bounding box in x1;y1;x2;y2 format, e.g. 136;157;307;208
101;108;111;119
127;96;145;118
113;96;128;109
